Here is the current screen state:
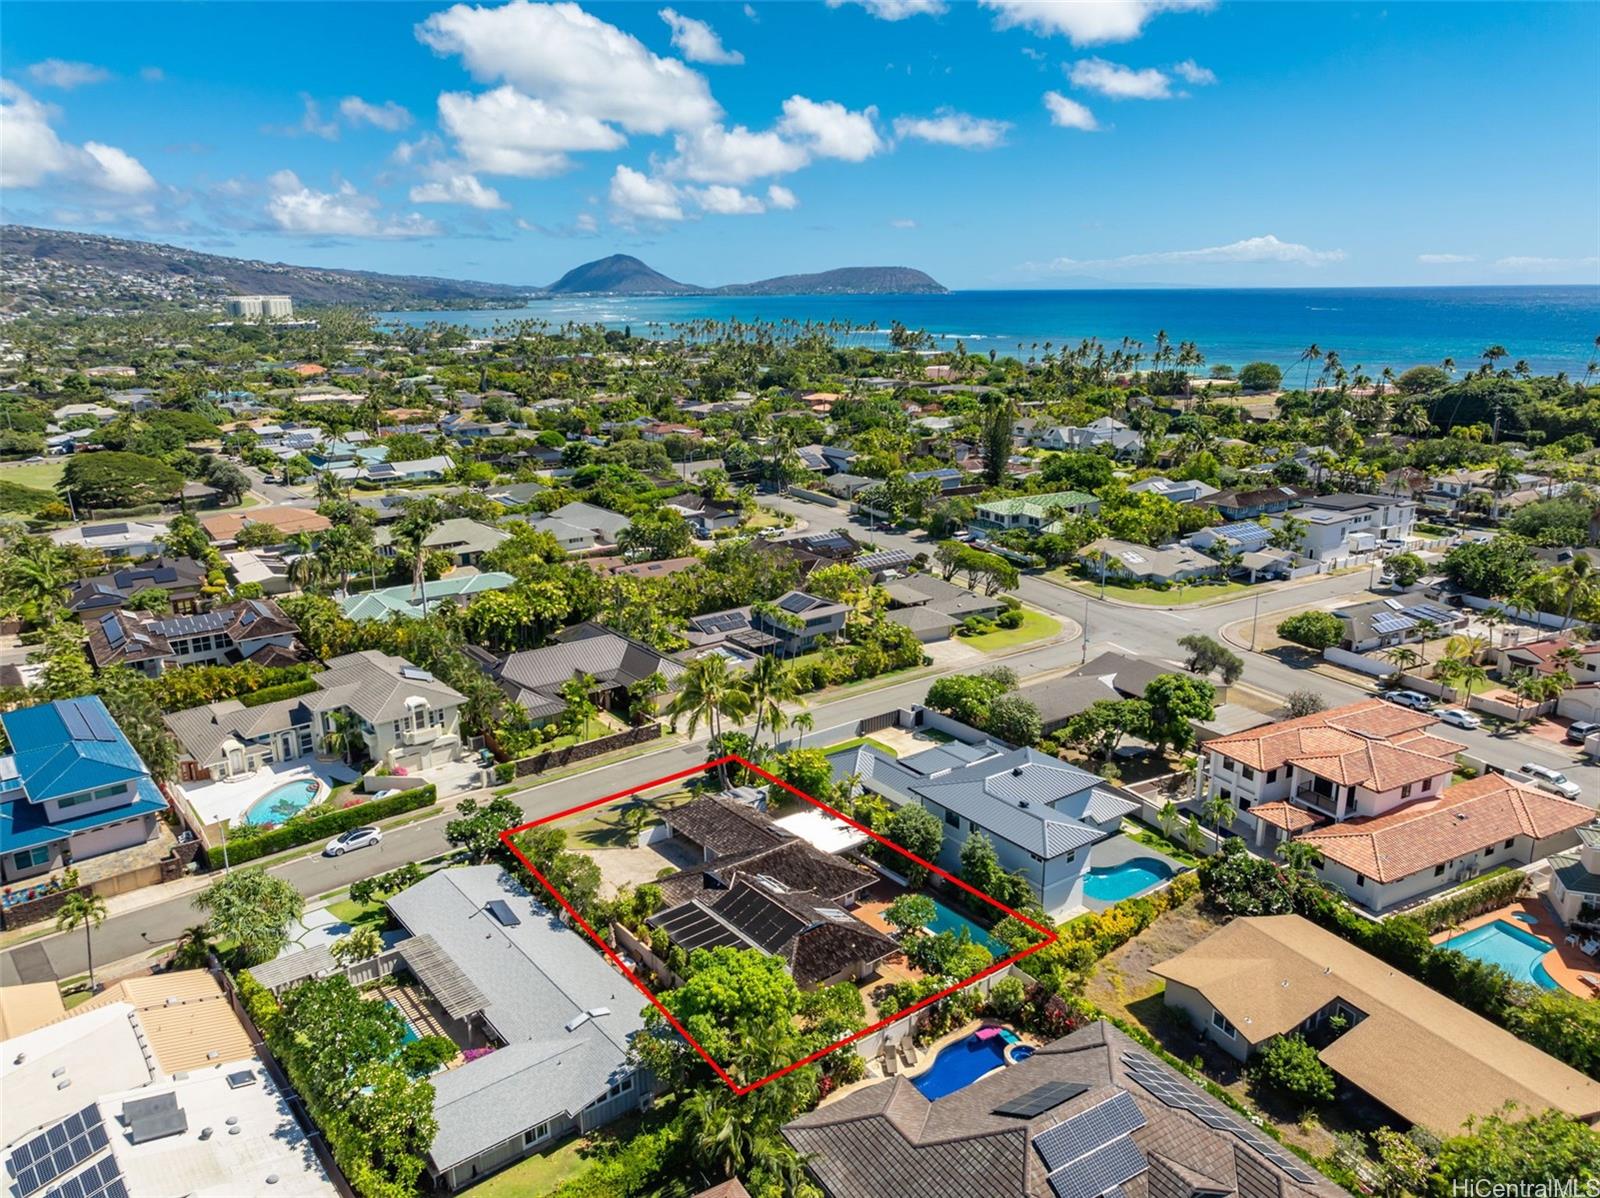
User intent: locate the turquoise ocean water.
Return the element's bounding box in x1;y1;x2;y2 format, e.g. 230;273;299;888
380;285;1598;376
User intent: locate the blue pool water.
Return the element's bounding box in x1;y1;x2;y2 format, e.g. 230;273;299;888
911;1032;1013;1100
387;1002;423;1046
1438;920;1561;991
1083;857;1177;904
242;779;320;826
925;896;1008;956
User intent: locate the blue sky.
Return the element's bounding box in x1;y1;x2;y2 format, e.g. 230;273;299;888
2;0;1597;289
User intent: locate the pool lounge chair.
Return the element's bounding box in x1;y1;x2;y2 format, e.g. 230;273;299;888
1580;974;1600;996
900;1041;918;1068
1582;938;1600;957
1567;933;1581;945
882;1047;898;1076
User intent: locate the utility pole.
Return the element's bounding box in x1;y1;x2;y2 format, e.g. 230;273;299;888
1081;596;1090;663
1250;591;1262;652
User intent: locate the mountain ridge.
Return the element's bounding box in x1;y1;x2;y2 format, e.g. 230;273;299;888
543;254;947;297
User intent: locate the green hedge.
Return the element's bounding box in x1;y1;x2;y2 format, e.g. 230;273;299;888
219;785;437;865
239;678;321;708
1410;868;1528;933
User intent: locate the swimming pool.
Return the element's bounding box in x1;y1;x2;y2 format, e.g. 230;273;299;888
1083;857;1176;904
1438;920;1560;991
387;1002;423;1046
924;896;1009;956
911;1031;1015;1100
242;779;321;826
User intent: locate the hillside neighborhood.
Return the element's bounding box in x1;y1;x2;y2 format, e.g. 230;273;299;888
1;301;1598;1198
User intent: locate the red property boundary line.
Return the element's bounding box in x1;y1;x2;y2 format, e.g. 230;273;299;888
498;753;1060;1096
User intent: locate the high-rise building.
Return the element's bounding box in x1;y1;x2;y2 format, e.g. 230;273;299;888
224;295;294;318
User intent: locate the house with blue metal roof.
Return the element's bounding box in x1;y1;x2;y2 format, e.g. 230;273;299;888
827;732;1139;913
0;697;168;885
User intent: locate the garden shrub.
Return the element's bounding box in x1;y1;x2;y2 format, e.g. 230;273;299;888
220;786;436;864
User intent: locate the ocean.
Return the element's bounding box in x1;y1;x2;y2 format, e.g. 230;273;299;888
378;285;1600;377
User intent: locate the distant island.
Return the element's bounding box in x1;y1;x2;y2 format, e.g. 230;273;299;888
0;226;946;318
543;254;947;297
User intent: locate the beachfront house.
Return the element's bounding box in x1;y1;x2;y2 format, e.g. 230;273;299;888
0;697;169;885
165;650;466;781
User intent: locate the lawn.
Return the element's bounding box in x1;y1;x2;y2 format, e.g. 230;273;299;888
566;787;694;849
469;1136;588;1198
960;608;1062;651
814;735;895;757
1048;571;1253;606
0;460;66;490
745;507;787;531
1120;818;1205;867
326;897;388;928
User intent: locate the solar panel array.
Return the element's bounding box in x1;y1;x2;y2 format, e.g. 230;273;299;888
650;902;751;953
56;700;118;743
1046;1136;1147;1198
6;1105;109;1197
148;611;230;637
993;1081;1089;1119
1408;602;1458;624
98;615;125;648
694;611;749;634
1119;1052;1318;1185
43;1155;125;1198
1369;613;1418;635
1033;1091;1146;1173
714;883;807;953
776;593;815;614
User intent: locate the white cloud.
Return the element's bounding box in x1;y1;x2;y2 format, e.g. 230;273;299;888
668;122;808;183
982;0;1213;46
417;0;720;135
437;86;625;177
575;211;599;233
690;184;765;214
140;66;165;83
777;95;883;161
1417;253;1474;264
266;170;440;237
1040;234;1346;273
340;96;413;131
659;8;744;65
0;81;156;193
766;183;798;209
743;2;758;17
1043;91;1098;131
893;109;1010;149
825;0;947;18
266;94;340;139
891;217;917;228
26;60;111;89
409;172;508;209
609;164;684;221
1069;57;1171;99
1172;59;1215;85
1492;255;1600;272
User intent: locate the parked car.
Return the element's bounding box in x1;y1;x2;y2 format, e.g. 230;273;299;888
1565;721;1600;745
1436;708;1481;729
1383;689;1435;711
1518;764;1582;800
324;826;383;856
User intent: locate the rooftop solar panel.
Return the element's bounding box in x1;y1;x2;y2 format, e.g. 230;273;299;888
994;1081;1090;1118
1045;1136;1147;1198
486;899;521;927
1034;1091;1146;1173
78;704;117;743
57;700;93;742
650;902;752;953
714;883;808;953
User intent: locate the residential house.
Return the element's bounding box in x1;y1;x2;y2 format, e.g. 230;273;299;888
1032;417;1144;459
1198;699;1591;911
663;496;743;536
85;599;304;675
200;507;331;548
1153;915;1600;1134
684;591;849;658
855;548;916;580
883;574;1005;642
1019;672;1123;735
1126;476;1218;504
1333;597;1469;653
67;558;210;617
1548;823;1600;934
376;517;510;568
905;467;966;495
795;445;858;475
0;697;169;885
1187;521;1275;556
337;570;517;621
583;555;700;581
470;622;684;724
223;547;293;596
0;972;336;1198
1282;493;1416;562
1199;485;1311;522
971;491;1100;536
785;1020;1347;1198
1495;635;1600;723
383;867;649;1190
522;501;632;554
166;650;467;780
647;796;896;989
756;530;865;578
821;472;875;499
364;454;454;485
50;521;167;558
1077;538;1223;586
829;739;1136;913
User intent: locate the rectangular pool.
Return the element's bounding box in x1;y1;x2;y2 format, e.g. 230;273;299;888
925;896;1009;956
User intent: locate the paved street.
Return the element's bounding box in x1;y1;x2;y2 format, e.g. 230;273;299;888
5;491;1593;985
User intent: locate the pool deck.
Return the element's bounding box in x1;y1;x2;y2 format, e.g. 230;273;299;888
178;758;360;827
1077;832;1187;915
1429;897;1600;998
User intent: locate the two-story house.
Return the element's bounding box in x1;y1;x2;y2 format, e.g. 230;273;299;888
0;697;169;884
1199;699;1590;910
165;650;467;781
85;600;305;675
67;558;210;617
1279;493;1416;561
970;490;1100;536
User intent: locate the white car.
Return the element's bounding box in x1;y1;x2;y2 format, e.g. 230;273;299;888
1518;764;1582;800
1383;689;1435;711
1435;708;1481;730
324;826;383;856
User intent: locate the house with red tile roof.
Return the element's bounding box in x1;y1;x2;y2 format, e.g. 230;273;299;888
1494;636;1600;723
1199;699;1593;911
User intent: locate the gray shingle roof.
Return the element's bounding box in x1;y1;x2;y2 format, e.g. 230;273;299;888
483;622;685;714
386;867;644;1170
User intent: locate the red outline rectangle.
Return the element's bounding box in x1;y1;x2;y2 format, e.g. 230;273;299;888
498;753;1059;1095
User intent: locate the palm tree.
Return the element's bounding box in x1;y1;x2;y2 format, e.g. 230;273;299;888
172;924;214;969
320;709;369;766
1157;800;1180;841
667;655;753;788
1453;661;1489;709
1298;343;1323;392
2;544;68;626
1201;793;1235;849
314;471;347;503
56;890;109;992
559;672;599;738
679;1089;757;1182
791;711;815;748
1381;645;1424;678
1276;839;1324;875
745;654;799;748
1552;557;1599;628
392;497;444;616
1412;618;1442;663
